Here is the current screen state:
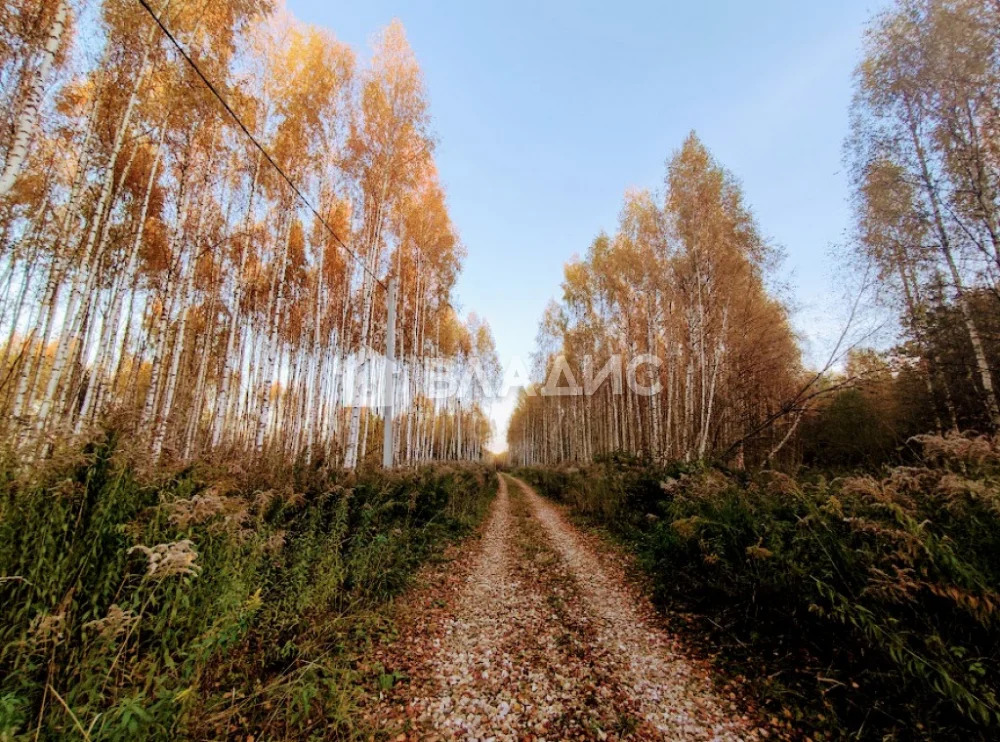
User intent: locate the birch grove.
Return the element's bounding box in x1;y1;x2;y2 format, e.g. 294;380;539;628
0;0;495;466
508;0;1000;466
507;135;801;467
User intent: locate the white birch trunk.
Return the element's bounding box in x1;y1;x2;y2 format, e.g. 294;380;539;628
0;0;69;197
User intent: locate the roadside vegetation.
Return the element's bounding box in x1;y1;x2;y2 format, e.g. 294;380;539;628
0;432;496;740
518;430;1000;739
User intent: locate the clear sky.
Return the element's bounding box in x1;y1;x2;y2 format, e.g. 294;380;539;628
289;0;886;451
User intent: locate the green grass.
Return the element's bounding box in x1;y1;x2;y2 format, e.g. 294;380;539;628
517;433;1000;740
0;430;496;740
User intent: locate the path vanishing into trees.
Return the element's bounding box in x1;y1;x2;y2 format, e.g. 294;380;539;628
368;475;772;740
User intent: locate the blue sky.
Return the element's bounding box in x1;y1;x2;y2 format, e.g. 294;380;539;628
289;0;885;450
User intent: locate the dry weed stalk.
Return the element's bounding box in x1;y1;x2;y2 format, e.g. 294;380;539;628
83;604;139;641
129;539;201;579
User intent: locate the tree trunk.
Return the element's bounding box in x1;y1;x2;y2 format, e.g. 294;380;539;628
0;0;70;196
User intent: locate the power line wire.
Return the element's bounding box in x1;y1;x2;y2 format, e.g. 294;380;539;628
137;0;387;292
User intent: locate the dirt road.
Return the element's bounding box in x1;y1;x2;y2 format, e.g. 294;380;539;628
369;474;766;740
